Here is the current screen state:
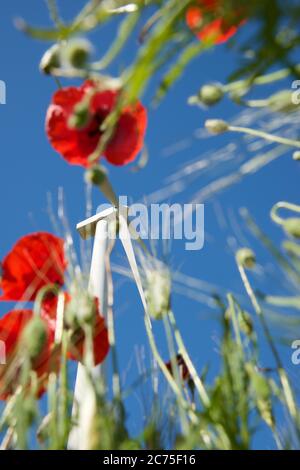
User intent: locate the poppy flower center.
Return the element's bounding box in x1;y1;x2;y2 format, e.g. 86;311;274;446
86;111;106;138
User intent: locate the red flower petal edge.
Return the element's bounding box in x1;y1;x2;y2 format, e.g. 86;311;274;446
186;1;245;44
0;310;56;400
0;232;66;302
41;294;110;366
46;80;147;168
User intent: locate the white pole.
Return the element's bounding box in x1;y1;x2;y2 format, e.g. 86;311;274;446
68;218;109;450
67;205;146;450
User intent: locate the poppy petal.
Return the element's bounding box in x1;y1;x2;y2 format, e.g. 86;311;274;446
0;232;66;302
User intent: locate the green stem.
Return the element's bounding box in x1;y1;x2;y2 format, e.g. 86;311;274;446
223;65;300;93
228;125;300;150
48;373;58;449
167;310;210;408
143;314;198;425
271;201;300;226
33;284;60;317
227;294;242;348
237;262;298;424
162;313;189;434
58;332;70;448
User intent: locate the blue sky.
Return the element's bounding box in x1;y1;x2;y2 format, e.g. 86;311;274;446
1;1;300;449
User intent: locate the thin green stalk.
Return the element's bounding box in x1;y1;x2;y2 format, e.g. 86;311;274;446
227;294;242;348
46;0;63;28
167;310;210;408
271;201;300;226
237;262;298;424
223;65;300;93
48;373;58;449
143;314;198;425
92;12;140;70
162;313;189;434
228;125;300;150
57;332;70;448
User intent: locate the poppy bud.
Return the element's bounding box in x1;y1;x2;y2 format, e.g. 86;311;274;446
39;44;61;75
85;165;118;207
236;248;256;269
268;90;299;114
283;218;300;239
198;83;224;106
205;119;229;134
145;269;171;320
64;39;91;69
65;285;97;328
85;165;108;187
68;101;91;130
293;151;300;161
22;317;48;361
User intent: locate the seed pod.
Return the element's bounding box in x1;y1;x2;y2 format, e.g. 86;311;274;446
268;90;299;114
64;39;91;68
85;165;108;187
22;317;47;361
205;119;229;134
236;248;256;269
283;218;300;239
198;83;224;106
39;44;61;74
65;285;97;328
145;269;171;320
293;151;300;161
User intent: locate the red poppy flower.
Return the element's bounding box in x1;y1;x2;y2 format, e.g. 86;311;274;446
186;0;244;44
46;80;147;167
0;232;66;302
0;310;56;400
41;294;109;366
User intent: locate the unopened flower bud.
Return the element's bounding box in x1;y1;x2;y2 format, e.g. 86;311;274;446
68;101;91;129
85;165;108;187
22;317;47;360
293;151;300;161
198;83;224;106
65;39;91;68
65;285;97;327
268;90;299;114
283;217;300;239
236;248;256;269
85;165;118;207
39;44;60;74
205;119;229;134
145;269;171;320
